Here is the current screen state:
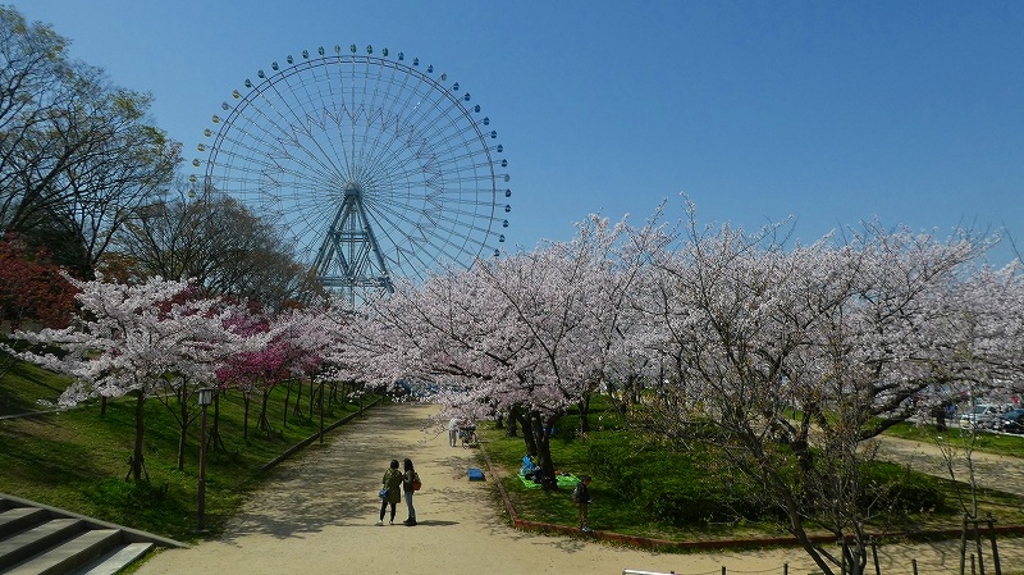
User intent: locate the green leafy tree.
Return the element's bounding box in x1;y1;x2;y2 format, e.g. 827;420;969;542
0;6;178;278
115;184;307;310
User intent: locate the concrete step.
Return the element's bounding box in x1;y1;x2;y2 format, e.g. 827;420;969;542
0;493;185;575
71;541;155;575
4;528;122;575
0;506;51;538
0;517;84;571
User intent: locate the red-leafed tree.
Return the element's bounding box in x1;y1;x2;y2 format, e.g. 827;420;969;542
0;234;76;331
215;306;337;439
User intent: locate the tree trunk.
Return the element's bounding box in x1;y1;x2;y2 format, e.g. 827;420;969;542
242;393;251;440
518;409;536;455
328;382;338;411
208;394;225;452
578;394;591;434
292;377;304;417
282;380;292;427
131;391;145;482
258;389;272;435
505;406;519;437
176;389;188;471
527;411;560;490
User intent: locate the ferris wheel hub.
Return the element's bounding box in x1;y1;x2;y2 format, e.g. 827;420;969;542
344;182;362;198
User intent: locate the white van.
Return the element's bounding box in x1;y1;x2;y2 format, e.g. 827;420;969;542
959;404;1000;429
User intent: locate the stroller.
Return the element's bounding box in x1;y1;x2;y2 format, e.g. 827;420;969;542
458;423;479;448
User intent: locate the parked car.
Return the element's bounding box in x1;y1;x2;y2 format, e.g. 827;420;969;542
998;409;1024;434
959;404;1001;430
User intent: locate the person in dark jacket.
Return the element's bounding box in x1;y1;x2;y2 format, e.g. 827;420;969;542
572;475;593;532
376;459;404;525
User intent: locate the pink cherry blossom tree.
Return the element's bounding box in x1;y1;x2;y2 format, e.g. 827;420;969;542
341;215;651;488
12;274;251;481
214;305;338;439
215;311;278;440
283;305;351;432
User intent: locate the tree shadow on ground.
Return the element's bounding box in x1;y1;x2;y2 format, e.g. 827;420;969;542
214;403;490;543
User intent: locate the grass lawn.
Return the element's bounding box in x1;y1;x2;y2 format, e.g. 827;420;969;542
480;402;1024;547
0;357;377;542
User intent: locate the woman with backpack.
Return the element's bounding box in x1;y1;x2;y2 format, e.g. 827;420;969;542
402;458;420;525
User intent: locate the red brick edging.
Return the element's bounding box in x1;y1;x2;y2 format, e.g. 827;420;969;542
477;444;1024;551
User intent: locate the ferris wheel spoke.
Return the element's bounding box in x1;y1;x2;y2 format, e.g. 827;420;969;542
262;88;352;185
371;191;496;259
356;56;392;174
273;68;351;182
221;100;343;192
358;78;435;183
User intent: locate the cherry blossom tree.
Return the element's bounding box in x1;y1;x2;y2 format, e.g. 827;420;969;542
210;305;332;440
276;306;341;429
627;203;1016;575
215;311;277;440
11;274;251;481
341;216;651;487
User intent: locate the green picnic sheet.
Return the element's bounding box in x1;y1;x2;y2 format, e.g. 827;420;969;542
518;473;581;489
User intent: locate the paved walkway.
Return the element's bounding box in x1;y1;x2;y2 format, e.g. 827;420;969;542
133;403;1024;575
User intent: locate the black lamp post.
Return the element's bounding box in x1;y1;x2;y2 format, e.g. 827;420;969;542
197;387;214;531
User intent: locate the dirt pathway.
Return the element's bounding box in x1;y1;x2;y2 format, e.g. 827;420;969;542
871;433;1024;497
133;403;1024;575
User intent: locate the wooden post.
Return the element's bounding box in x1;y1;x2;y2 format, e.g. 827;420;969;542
961;515;969;575
975;520;986;575
197;399;209;531
912;558;918;575
987;518;1001;575
840;537;848;575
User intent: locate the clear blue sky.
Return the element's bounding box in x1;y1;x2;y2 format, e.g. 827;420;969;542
19;1;1024;264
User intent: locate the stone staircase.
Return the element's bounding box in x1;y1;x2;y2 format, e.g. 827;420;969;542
0;493;186;575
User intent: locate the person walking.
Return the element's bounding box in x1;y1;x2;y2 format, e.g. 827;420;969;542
402;458;420;525
572;475;593;532
376;459;404;525
447;417;459;448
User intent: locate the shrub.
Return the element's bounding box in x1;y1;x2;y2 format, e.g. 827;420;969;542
583;435;766;526
861;461;946;513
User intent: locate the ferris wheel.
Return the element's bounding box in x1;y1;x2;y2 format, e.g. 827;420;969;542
193;44;511;299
